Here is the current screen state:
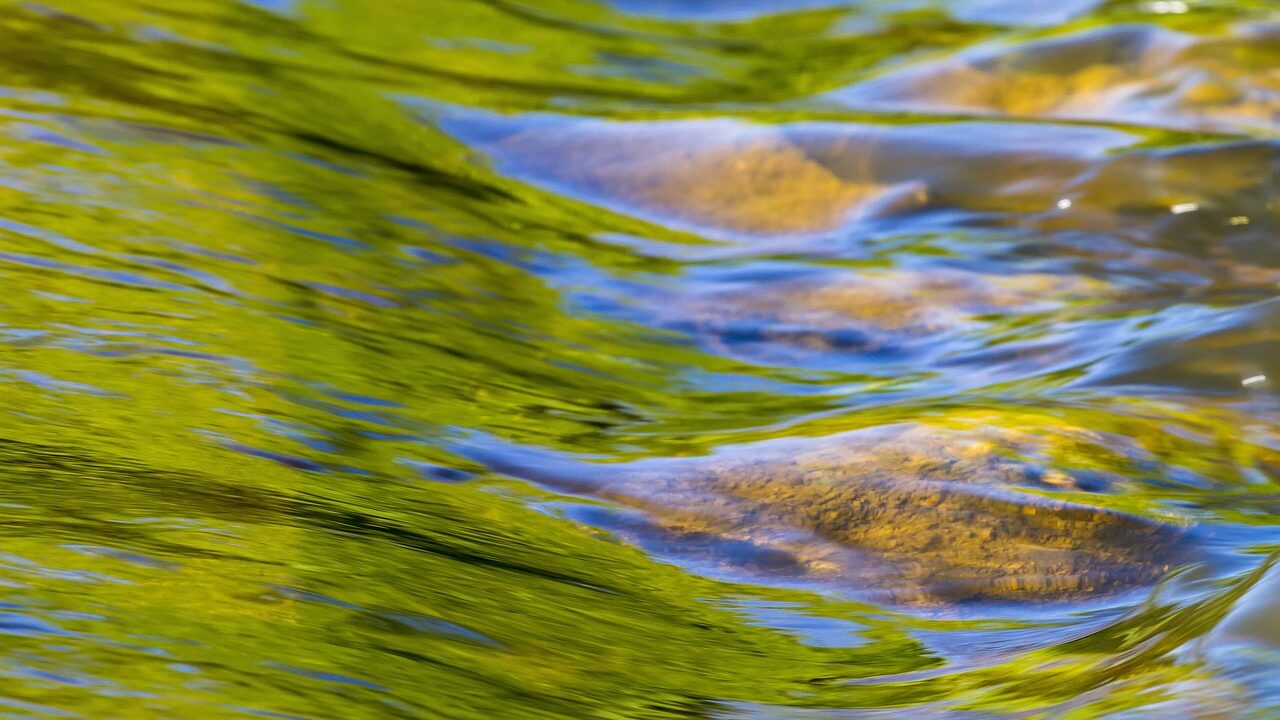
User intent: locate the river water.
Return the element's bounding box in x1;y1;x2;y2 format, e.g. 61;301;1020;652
0;0;1278;717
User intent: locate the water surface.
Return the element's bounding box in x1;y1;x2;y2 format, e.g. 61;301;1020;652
0;0;1279;717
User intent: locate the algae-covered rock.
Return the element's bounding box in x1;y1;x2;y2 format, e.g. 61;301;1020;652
838;24;1280;134
481;419;1193;606
626;426;1187;604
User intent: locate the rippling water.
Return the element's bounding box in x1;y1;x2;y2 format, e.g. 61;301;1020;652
1;0;1279;717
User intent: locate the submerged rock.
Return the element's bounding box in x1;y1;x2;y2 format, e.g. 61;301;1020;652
661;268;1109;363
478;419;1193;606
1035;140;1280;267
488;119;928;236
836;23;1280;134
456;112;1274;260
454;115;1131;237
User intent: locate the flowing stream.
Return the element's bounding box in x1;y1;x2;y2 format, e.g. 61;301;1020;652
0;0;1278;717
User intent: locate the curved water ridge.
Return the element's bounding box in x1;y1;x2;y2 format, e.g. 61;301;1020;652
0;0;1278;718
